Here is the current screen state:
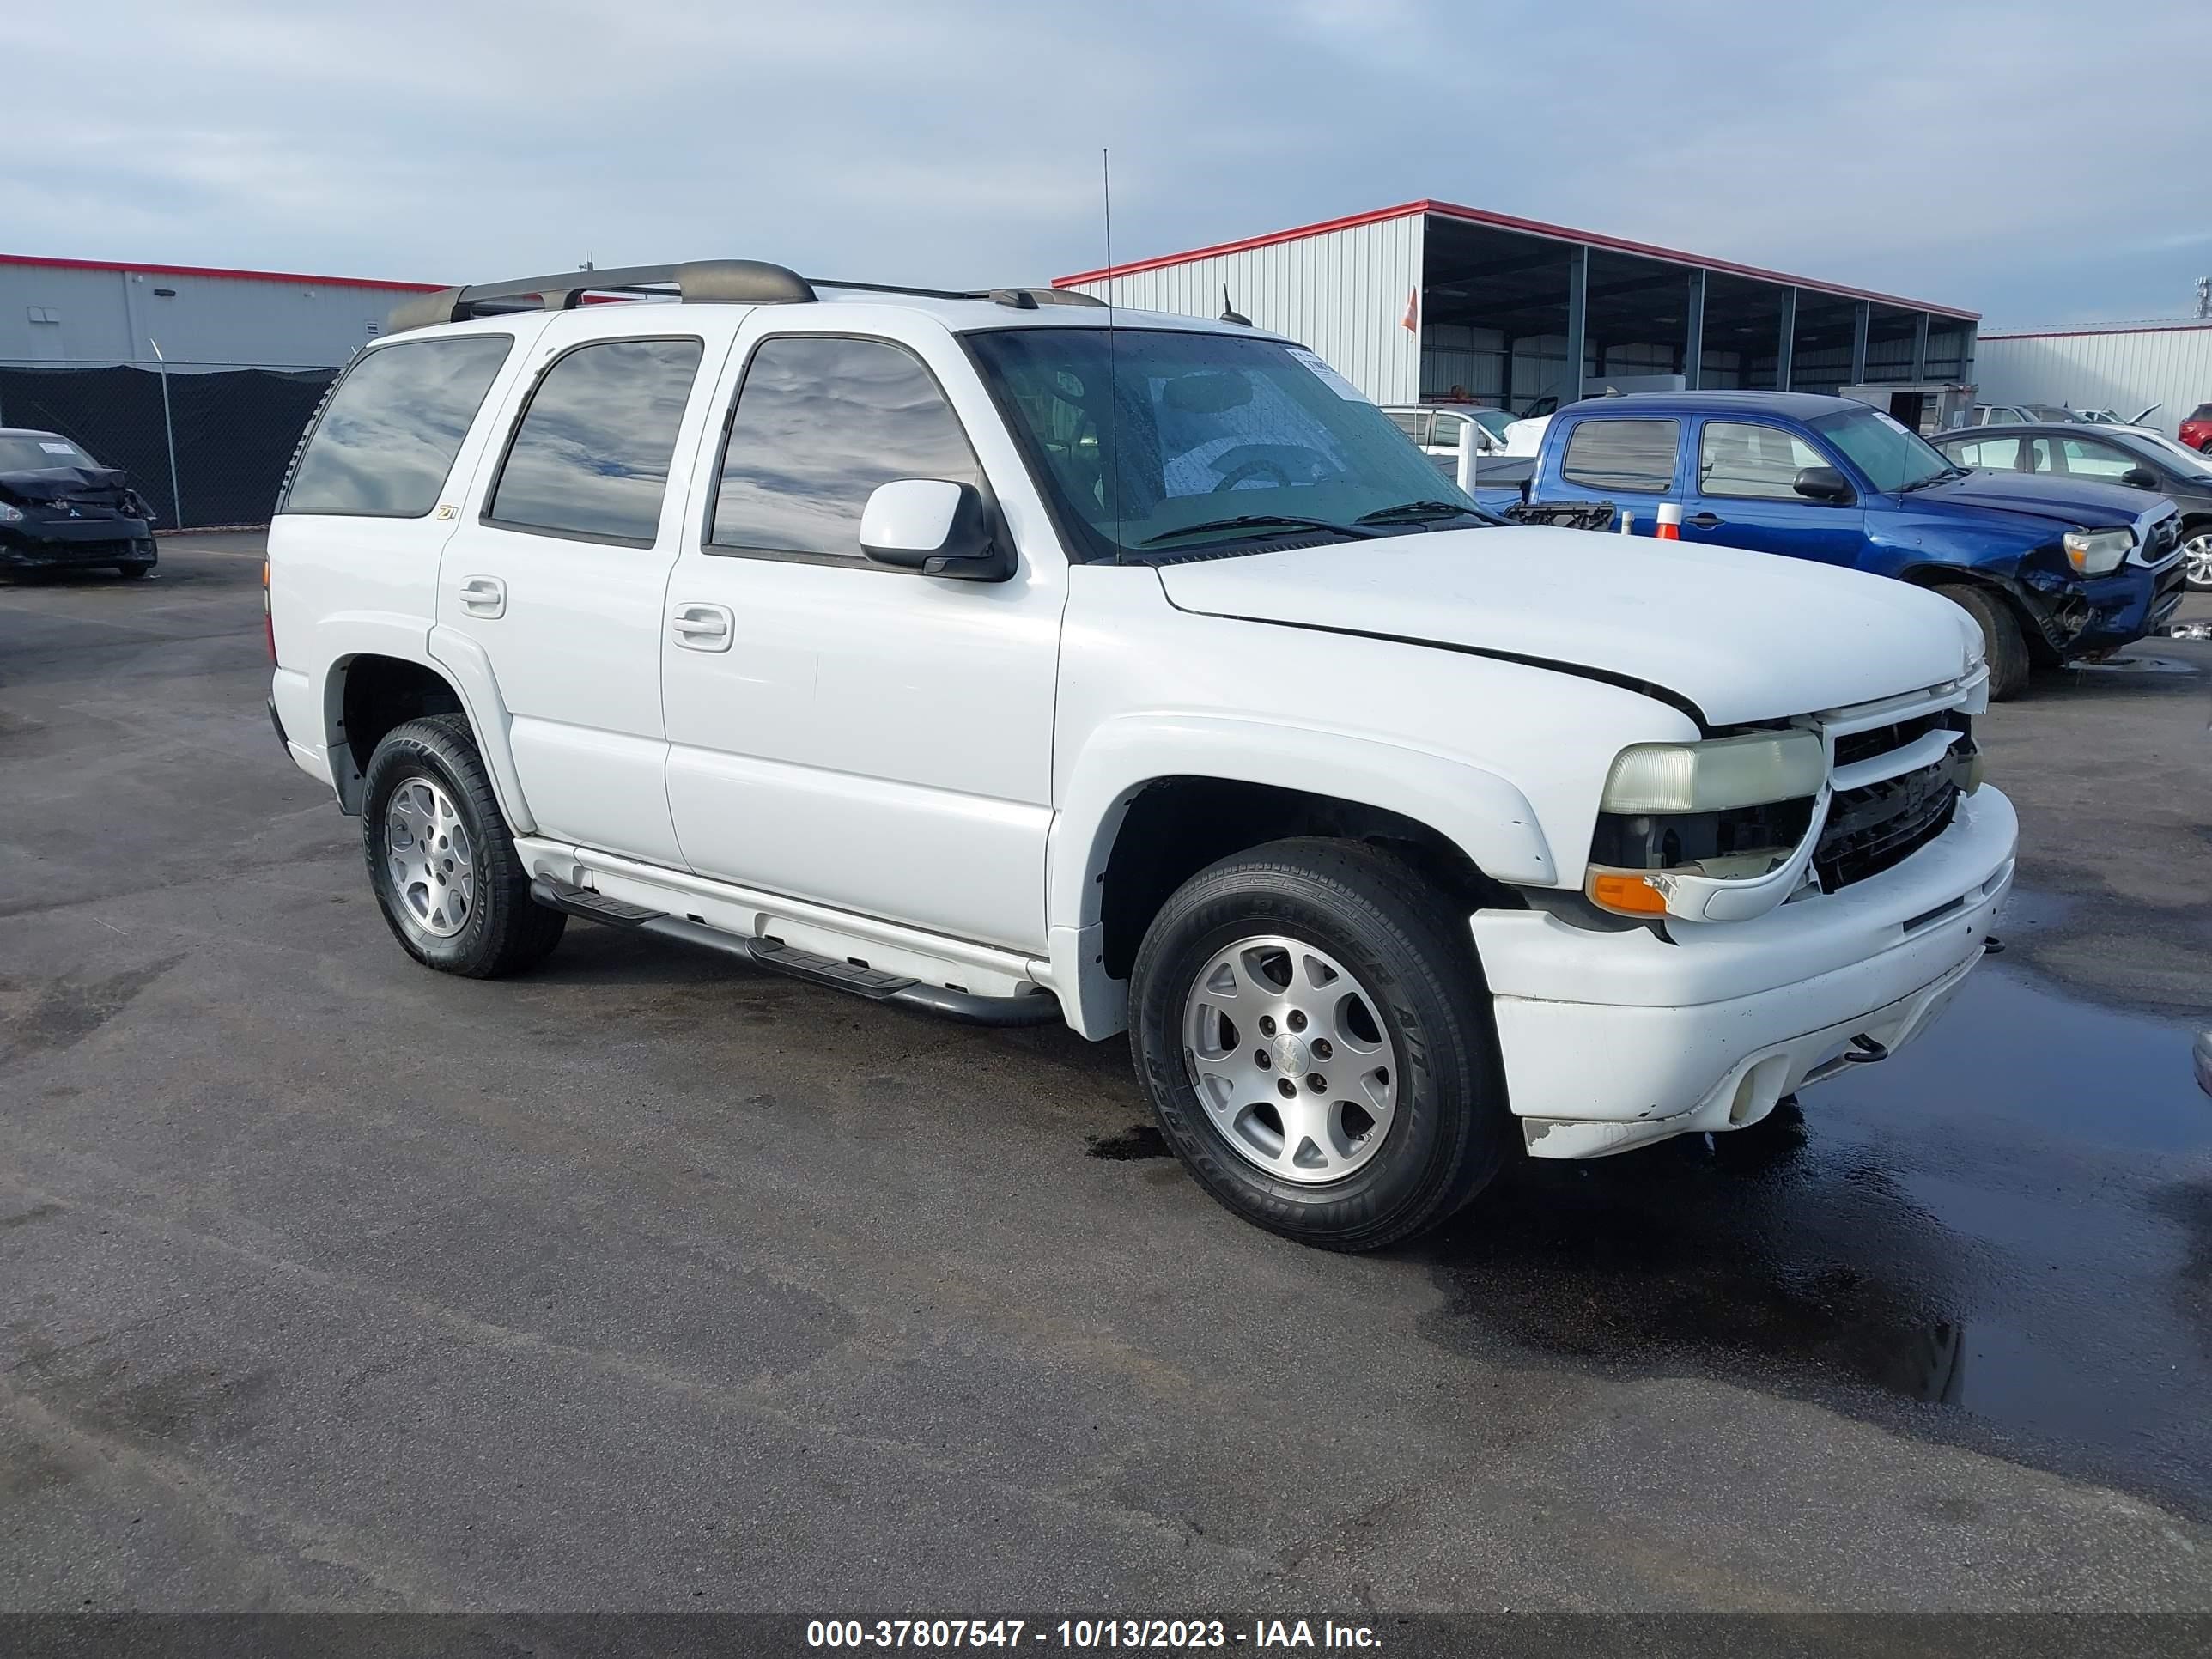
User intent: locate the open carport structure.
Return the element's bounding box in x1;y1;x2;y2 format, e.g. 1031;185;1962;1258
1055;200;1977;412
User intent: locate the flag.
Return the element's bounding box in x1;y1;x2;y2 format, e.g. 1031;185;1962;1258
1401;287;1419;333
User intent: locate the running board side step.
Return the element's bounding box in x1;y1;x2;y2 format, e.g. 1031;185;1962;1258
528;878;1062;1028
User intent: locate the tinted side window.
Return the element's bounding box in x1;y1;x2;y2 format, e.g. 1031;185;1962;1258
2057;437;2135;480
711;337;981;560
486;337;704;545
1384;410;1431;444
1698;421;1828;500
1954;436;2020;470
283;335;512;517
1560;418;1680;492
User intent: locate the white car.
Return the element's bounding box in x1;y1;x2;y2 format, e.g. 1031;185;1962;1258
1382;404;1516;464
267;259;2015;1250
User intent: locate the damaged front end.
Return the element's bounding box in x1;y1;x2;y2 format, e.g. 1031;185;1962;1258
0;465;158;574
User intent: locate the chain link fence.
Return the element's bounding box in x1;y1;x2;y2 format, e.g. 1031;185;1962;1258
0;359;338;531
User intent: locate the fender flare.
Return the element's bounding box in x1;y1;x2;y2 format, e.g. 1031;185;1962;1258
1048;713;1557;939
1896;562;2067;651
424;624;536;834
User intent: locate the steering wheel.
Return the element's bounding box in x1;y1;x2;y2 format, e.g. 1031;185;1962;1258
1212;456;1294;493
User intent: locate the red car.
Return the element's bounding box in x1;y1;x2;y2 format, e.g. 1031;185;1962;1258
2181;403;2212;453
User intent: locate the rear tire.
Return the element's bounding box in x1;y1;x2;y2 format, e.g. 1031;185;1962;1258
361;714;564;978
1940;583;2030;701
1129;837;1509;1252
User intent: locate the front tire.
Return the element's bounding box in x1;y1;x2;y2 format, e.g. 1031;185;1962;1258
361;714;564;978
1129;838;1508;1252
1940;583;2030;701
2181;526;2212;592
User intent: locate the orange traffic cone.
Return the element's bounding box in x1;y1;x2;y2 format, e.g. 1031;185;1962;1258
1655;501;1682;541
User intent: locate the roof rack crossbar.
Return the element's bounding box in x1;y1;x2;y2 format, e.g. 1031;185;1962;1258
386;259;819;333
386;264;1109;334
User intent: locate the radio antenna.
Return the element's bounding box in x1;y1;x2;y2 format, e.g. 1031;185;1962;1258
1102;146;1123;564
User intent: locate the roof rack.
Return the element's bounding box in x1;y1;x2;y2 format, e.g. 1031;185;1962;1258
385;262;1106;333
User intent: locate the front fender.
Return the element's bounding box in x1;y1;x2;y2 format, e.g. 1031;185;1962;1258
1048;713;1557;939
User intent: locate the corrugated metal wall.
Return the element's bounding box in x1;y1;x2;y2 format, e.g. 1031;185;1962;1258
1062;214;1424;404
1975;325;2212;428
0;264;426;367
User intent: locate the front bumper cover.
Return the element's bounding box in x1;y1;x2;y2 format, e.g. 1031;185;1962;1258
1472;786;2018;1157
0;517;156;568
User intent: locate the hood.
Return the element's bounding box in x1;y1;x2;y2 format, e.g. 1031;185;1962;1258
0;465;137;510
1152;526;1980;727
1907;470;2154;531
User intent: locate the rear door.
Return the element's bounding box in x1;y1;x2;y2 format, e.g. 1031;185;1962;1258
435;314;728;865
1551;414;1681;532
1680;417;1866;568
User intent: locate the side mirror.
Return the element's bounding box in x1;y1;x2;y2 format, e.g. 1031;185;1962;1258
858;479;1012;581
1793;465;1854;504
2120;466;2159;489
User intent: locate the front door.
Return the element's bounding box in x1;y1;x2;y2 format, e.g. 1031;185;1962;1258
436;318;724;865
659;323;1063;952
1680;417;1867;568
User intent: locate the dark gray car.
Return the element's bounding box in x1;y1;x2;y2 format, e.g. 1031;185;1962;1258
1932;422;2212;592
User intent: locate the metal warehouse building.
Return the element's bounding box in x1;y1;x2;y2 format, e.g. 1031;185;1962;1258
1975;320;2212;434
1055;200;1978;421
0;252;438;368
0;254;441;529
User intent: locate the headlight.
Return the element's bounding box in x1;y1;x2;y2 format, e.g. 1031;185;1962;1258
1585;732;1826;916
2061;527;2131;575
1601;730;1826;814
0;503;22;523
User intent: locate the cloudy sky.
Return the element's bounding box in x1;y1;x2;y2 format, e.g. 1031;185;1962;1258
11;0;2209;327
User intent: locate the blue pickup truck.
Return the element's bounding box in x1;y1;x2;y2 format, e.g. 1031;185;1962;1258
1475;391;2188;698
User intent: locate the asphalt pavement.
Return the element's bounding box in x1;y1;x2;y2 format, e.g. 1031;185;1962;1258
2;538;2209;1614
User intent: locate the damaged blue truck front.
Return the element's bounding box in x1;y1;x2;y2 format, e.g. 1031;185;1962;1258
1494;391;2188;698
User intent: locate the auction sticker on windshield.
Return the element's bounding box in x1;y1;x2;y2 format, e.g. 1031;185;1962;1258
1285;347;1366;401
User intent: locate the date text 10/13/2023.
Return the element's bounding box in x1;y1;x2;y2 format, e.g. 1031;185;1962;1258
805;1620;1382;1650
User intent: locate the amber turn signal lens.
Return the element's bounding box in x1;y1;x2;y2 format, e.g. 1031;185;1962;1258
1588;872;1669;916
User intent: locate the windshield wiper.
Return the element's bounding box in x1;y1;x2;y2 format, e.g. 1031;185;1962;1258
1899;465;1970;493
1139;514;1381;547
1354;499;1485;526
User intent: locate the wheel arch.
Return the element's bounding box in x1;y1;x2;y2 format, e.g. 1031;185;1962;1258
1896;562;2057;657
320;631;532;831
1047;718;1554;1038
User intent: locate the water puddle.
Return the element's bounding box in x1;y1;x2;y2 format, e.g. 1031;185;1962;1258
1419;964;2212;1512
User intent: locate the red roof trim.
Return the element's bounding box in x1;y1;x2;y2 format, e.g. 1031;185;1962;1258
0;252;444;294
1053;198;1978;322
1053;201;1430;288
1979;322;2212;341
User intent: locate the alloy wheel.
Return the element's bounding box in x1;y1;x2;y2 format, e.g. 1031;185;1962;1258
385;774;476;938
2182;532;2212;591
1182;935;1399;1183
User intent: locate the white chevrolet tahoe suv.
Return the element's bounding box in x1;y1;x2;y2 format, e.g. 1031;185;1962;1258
266;259;2016;1251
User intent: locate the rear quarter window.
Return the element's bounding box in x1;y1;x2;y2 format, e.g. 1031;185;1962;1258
1560;417;1680;493
282;335;513;518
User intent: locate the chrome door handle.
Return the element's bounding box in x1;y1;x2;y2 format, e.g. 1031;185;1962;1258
671;603;732;652
458;575;506;617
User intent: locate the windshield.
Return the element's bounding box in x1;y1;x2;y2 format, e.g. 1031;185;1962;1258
0;434;97;471
1469;408;1516;440
2023;404;2081;422
1808;405;1956;494
967;328;1486;560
